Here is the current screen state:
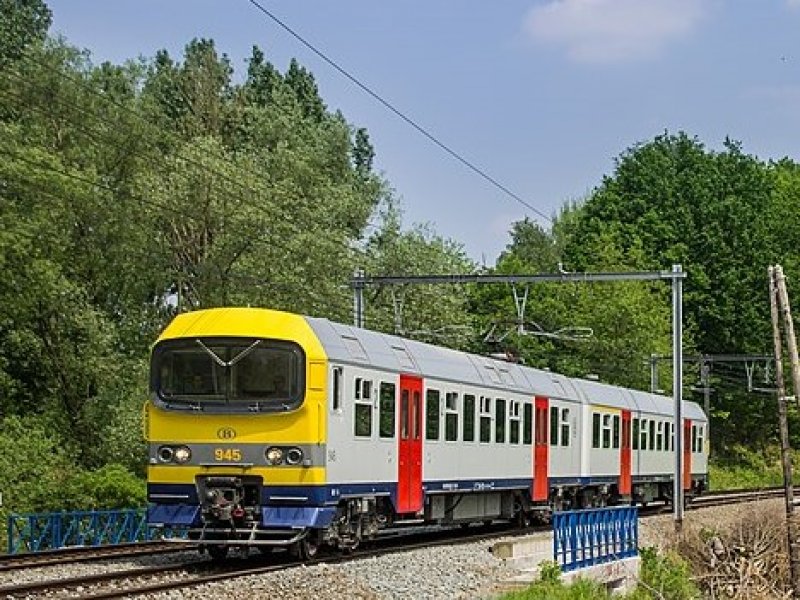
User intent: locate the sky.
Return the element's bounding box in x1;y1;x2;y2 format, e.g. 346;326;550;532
45;0;800;265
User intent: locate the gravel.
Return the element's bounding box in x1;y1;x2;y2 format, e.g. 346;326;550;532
0;549;202;587
148;539;517;600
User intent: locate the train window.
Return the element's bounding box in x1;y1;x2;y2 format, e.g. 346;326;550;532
379;383;396;438
523;403;533;445
354;386;372;438
535;407;547;445
463;394;476;442
154;337;305;413
354;378;373;402
691;425;697;452
509;401;520;444
602;415;611;449
649;420;655;450
479;396;492;443
426;389;440;440
696;425;704;453
632;418;639;450
549;406;558;446
612;415;620;449
656;421;663;451
332;367;342;411
495;398;506;443
592;413;601;448
560;408;570;447
445;392;459;441
640;418;648;450
400;390;409;440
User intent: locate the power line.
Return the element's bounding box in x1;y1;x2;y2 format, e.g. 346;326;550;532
244;0;552;224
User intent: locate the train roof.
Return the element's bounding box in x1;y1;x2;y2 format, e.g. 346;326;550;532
305;315;706;421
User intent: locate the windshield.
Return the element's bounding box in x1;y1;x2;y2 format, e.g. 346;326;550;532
151;337;305;412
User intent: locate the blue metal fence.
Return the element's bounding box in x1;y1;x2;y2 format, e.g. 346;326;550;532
7;508;187;554
553;506;638;571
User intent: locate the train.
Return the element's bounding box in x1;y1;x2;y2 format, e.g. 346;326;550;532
145;307;709;559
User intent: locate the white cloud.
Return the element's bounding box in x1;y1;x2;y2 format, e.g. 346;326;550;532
523;0;709;64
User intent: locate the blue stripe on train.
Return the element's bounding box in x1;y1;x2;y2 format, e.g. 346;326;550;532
147;473;705;528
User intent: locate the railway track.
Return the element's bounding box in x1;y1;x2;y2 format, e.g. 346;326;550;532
0;487;785;598
0;541;195;573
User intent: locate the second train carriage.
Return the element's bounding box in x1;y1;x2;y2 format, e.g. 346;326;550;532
146;307;708;558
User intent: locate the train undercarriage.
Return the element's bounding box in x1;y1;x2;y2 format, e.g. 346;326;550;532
176;475;706;560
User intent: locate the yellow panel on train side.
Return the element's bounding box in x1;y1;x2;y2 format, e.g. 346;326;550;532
148;465;326;485
589;405;622;415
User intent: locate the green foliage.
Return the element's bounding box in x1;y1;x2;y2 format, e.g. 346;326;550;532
471;216;676;390
0;415;73;513
708;444;800;490
538;559;563;584
500;577;612;600
629;547;700;600
362;201;477;349
500;550;700;600
59;465;146;510
0;0;51;65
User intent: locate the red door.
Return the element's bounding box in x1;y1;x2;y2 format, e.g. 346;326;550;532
683;419;692;491
619;410;632;497
532;396;549;502
397;375;423;513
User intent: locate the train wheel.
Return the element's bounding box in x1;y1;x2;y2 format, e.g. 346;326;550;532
292;533;322;560
516;511;532;528
207;544;229;561
299;537;320;560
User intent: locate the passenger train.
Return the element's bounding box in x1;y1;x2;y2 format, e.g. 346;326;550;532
146;307;709;559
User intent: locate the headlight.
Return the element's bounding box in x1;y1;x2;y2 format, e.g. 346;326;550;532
265;447;283;465
157;446;174;463
173;446;192;464
285;447;303;465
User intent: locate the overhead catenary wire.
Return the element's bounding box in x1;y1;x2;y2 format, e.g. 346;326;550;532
244;0;553;224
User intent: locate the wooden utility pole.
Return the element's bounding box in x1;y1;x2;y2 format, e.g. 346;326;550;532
776;265;800;410
770;264;800;592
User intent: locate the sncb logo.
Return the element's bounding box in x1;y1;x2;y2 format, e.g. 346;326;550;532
217;427;237;440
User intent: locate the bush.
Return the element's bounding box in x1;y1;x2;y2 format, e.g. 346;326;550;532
629;547;700;600
499;560;612;600
59;464;146;510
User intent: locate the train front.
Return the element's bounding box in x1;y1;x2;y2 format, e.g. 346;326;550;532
145;308;330;559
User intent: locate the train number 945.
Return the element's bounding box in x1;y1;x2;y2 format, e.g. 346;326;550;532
214;448;242;462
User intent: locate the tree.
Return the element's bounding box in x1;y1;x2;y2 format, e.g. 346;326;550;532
0;0;51;65
362;202;477;349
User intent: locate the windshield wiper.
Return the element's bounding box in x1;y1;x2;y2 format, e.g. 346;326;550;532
195;339;261;366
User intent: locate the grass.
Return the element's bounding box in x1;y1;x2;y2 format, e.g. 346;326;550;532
708;444;800;490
